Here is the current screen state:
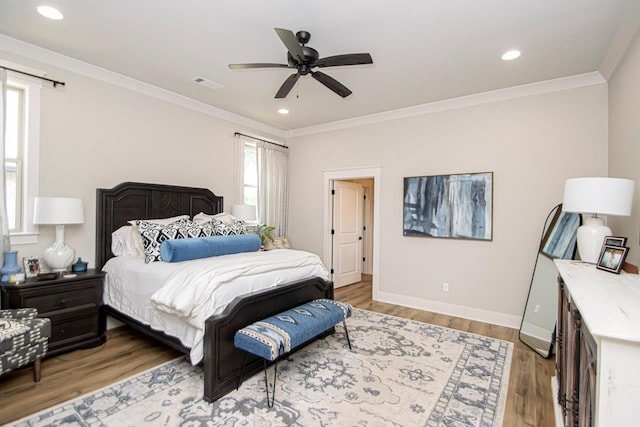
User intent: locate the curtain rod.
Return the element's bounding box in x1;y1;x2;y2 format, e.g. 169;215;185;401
234;132;288;149
1;66;66;88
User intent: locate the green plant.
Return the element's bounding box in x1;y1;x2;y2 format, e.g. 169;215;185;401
255;224;276;245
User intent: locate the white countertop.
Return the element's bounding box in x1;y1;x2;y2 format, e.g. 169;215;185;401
555;259;640;343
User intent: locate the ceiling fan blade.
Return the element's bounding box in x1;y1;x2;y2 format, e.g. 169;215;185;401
311;71;352;98
274;28;305;63
229;63;291;70
275;73;300;98
314;53;373;68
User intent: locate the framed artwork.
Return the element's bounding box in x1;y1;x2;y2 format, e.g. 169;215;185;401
603;236;627;247
23;256;41;278
403;172;493;240
596;245;628;274
540;209;581;260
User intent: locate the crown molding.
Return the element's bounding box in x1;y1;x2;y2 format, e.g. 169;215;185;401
285;72;606;138
0;34;608;141
0;34;286;139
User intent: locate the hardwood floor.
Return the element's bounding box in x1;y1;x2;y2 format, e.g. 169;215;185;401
0;274;555;426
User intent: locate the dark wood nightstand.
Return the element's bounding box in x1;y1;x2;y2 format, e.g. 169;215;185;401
1;269;106;357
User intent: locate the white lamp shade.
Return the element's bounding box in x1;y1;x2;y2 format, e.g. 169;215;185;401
562;177;635;216
33;197;85;225
231;204;257;222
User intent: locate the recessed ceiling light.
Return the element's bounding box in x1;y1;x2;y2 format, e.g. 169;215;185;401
502;50;521;61
278;108;289;115
37;5;64;20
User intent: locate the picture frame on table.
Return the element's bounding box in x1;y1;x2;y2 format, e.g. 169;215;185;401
23;256;41;278
596;245;629;274
603;236;627;247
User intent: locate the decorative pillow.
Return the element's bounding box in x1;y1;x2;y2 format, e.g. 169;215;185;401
207;217;247;236
111;225;145;257
128;215;189;227
160;234;261;263
193;212;236;225
263;236;291;251
135;219;207;263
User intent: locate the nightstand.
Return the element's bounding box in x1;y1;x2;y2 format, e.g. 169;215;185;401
0;269;106;357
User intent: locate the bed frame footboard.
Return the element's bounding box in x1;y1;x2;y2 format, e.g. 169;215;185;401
203;276;333;402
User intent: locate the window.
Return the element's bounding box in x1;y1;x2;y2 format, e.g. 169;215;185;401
242;141;258;207
236;134;289;235
5;73;41;245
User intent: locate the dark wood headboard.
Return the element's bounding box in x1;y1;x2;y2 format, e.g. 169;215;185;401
96;182;223;269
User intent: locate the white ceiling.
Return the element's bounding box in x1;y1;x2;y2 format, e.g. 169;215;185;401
0;1;638;133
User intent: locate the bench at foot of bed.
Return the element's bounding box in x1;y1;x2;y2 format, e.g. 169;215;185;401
234;298;353;407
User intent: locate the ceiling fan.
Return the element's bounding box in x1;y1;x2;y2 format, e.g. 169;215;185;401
228;28;373;99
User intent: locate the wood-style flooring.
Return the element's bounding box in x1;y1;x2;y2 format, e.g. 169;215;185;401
0;274;554;426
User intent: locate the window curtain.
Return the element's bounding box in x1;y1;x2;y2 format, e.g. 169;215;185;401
257;141;289;237
0;71;11;258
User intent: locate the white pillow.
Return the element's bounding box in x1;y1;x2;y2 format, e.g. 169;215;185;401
127;214;189;226
193;212;235;225
111;225;145;257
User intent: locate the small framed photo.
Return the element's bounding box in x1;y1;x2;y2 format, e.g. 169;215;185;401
23;256;41;278
603;236;627;247
596;245;629;274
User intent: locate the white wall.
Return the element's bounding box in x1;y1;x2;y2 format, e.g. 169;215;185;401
288;85;608;324
609;29;640;266
0;51;276;267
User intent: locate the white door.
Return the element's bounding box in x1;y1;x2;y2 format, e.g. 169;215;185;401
332;181;363;287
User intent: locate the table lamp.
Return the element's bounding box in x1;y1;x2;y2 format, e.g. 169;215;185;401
33;197;85;272
231;204;257;223
562;177;634;263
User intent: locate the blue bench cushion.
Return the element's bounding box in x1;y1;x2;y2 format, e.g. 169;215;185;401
234;299;352;361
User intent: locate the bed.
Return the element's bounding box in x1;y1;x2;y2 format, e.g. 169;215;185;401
96;181;333;402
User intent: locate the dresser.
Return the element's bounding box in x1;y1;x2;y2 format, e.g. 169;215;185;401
1;269;106;356
554;260;640;426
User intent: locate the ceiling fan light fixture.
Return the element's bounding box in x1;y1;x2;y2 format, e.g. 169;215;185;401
37;5;64;20
502;49;521;61
278;108;289;115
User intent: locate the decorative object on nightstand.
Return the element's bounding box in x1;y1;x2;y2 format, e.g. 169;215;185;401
23;256;41;278
255;223;276;247
0;250;22;282
71;257;88;272
33;197;85;272
562;177;635;263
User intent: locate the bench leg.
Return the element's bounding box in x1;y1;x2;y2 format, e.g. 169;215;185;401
343;320;352;351
264;359;278;408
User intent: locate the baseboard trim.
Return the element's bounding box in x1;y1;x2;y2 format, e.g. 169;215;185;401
375;290;522;329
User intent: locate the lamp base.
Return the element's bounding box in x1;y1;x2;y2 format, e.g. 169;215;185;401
576;216;611;264
43;225;76;272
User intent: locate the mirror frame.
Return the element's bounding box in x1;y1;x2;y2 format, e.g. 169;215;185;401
519;204;580;358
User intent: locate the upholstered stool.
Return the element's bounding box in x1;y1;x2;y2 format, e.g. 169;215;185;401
234;299;352;407
0;308;51;382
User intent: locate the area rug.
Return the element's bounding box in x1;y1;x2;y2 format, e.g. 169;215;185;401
11;309;512;427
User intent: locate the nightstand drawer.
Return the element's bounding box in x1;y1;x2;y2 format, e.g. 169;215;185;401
49;309;101;350
22;282;101;314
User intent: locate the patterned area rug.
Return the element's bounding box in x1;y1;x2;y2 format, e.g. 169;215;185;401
12;309;512;426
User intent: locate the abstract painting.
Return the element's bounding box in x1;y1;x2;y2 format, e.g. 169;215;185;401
403;172;493;240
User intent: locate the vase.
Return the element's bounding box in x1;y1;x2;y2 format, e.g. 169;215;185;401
1;250;22;283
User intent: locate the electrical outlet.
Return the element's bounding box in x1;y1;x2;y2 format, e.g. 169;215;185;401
534;304;540;314
442;282;450;292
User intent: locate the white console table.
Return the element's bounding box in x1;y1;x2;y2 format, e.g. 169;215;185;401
554;259;640;426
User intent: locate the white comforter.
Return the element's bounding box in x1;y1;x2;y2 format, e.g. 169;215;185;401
104;249;329;364
151;249;329;326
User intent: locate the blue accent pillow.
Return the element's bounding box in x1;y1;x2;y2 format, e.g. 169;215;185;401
160;234;261;262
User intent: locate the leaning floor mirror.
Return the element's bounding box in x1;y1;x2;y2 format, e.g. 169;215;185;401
519;204;580;358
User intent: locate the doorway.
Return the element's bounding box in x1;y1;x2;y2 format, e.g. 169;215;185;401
323;167;380;296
